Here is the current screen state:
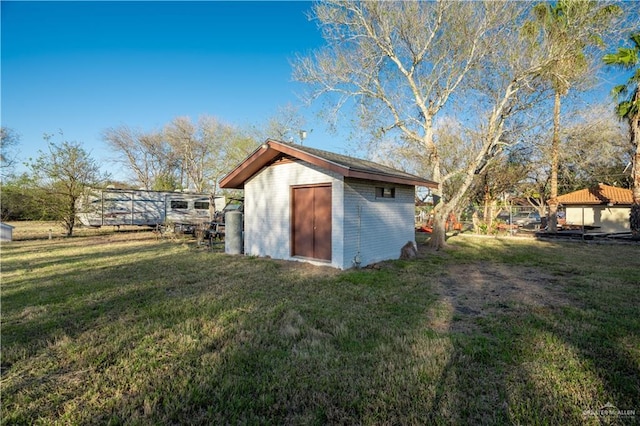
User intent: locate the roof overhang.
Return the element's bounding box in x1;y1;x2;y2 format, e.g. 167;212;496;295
219;139;438;189
561;201;631;206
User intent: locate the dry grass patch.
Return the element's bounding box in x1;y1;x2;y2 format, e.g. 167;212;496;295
436;262;572;334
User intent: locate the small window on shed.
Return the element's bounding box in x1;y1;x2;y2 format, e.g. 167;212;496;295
375;187;396;199
194;201;209;210
171;200;188;209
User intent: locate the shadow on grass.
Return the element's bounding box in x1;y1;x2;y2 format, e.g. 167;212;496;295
2;235;639;424
2;235;447;424
424;238;640;424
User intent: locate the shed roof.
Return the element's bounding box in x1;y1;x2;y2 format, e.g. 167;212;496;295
556;183;633;205
219;139;438;189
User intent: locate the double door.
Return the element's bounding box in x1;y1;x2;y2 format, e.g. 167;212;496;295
291;185;332;261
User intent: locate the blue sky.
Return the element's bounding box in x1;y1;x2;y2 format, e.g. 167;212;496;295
2;1;331;179
1;1;634;183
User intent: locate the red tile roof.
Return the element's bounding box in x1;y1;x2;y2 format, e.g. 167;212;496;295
556;183;633;205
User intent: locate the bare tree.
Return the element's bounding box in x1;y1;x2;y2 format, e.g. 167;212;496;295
165;116;202;191
261;103;308;144
165;116;253;193
516;104;629;213
103;126;179;190
561;106;630;186
104;116;257;220
294;2;528;248
165;115;257;217
294;0;628;249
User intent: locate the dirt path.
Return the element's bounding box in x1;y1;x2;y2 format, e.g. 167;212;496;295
429;262;572;333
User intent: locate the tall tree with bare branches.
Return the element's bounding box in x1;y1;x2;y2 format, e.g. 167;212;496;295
165;115;256;217
295;1;519;248
294;1;625;249
294;0;632;249
102;125;179;190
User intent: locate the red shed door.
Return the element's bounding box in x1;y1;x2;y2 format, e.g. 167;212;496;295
291;185;332;261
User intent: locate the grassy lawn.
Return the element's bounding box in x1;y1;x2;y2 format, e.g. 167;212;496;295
1;223;639;424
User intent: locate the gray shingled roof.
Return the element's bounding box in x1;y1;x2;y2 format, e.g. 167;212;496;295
219;139;438;189
276;141;428;182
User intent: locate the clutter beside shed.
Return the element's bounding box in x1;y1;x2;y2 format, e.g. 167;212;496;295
219;139;438;269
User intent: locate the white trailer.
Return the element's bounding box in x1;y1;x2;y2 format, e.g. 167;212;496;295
76;188;225;231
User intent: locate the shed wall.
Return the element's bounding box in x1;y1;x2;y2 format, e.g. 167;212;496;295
342;179;415;267
243;160;344;268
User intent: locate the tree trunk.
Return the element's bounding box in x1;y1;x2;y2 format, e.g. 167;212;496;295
66;198;75;237
548;91;561;233
429;209;448;250
630;203;640;240
425;123;450;250
482;183;491;222
630;98;640;239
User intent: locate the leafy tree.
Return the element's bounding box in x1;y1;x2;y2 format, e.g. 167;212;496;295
469;154;530;220
1;127;20;179
27;136;108;236
0;173;50;221
604;32;640;238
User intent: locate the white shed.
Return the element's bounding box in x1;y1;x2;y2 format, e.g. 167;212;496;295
1;222;15;242
556;183;632;234
220;140;438;269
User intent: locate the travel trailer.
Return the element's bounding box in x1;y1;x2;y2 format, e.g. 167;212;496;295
76;188;225;232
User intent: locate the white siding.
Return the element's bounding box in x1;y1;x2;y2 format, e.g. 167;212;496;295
243;160;344;268
0;223;14;242
244;161;418;269
342;179;415;268
565;205;630;233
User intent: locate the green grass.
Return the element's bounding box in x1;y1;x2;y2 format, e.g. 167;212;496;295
1;227;639;425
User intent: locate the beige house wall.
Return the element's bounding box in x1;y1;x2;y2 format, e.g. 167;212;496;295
564;205;630;233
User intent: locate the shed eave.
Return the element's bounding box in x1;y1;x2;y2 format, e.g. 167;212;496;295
345;169;438;188
219;144;281;189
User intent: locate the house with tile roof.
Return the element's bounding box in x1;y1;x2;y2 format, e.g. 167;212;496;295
220;139;438;269
556;183;632;233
